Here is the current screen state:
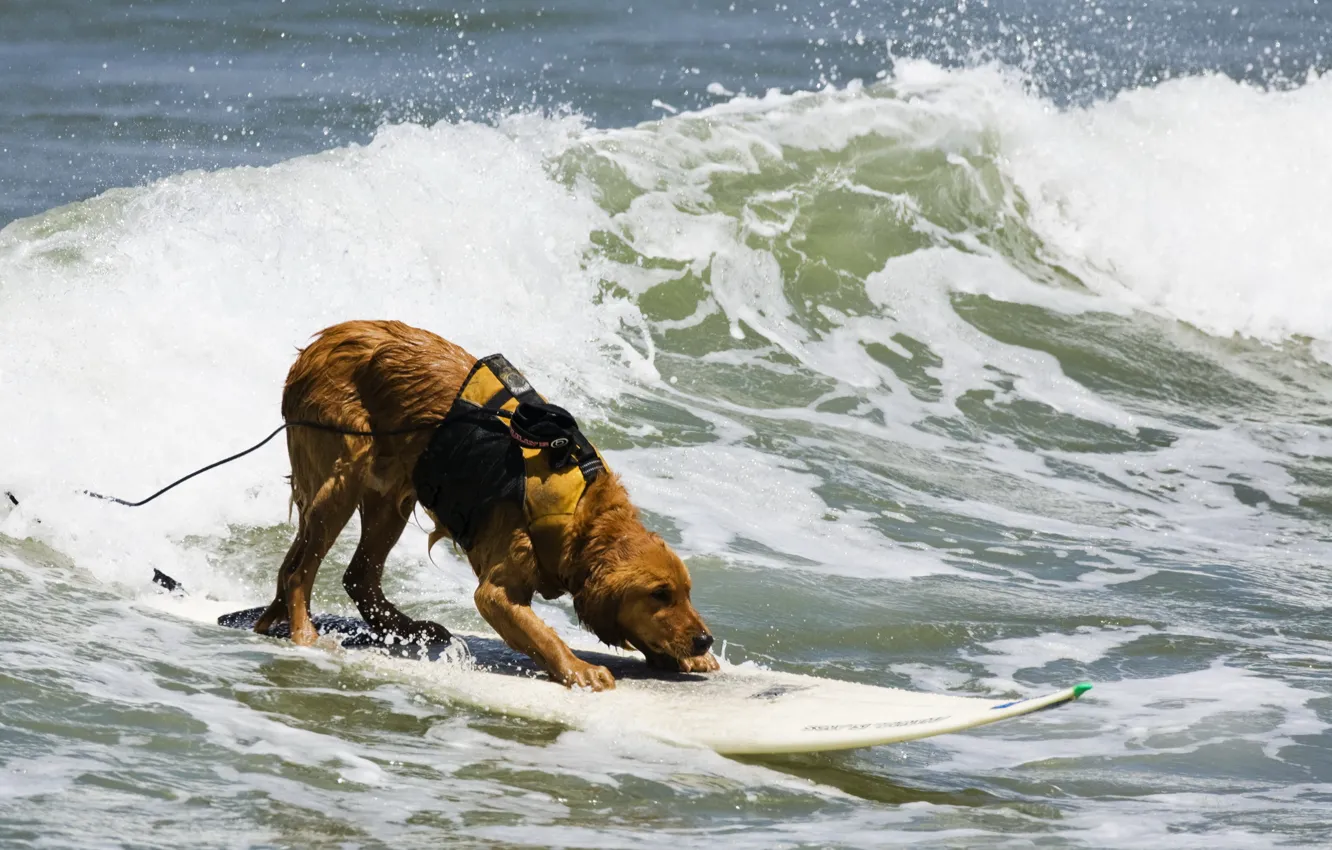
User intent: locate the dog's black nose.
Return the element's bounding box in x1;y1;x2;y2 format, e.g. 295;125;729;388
692;633;714;655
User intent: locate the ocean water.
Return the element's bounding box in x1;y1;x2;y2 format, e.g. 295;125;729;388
3;1;1332;847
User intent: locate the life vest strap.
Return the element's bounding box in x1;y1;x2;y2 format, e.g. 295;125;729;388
413;353;604;576
479;354;601;484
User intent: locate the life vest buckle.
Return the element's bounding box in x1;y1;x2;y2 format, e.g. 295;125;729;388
508;401;580;469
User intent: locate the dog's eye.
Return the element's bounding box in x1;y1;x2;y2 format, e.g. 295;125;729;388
650;586;672;604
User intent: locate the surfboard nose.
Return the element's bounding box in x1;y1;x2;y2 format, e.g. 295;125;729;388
693;633;715;655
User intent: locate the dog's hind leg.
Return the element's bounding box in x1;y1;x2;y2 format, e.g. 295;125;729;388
253;510;307;635
254;549;295;634
254;477;316;635
279;461;364;645
343;490;452;645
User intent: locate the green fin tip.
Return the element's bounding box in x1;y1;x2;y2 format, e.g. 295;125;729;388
1072;682;1093;699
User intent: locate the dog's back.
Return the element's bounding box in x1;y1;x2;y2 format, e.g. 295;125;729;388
283;319;474;434
281;320;475;515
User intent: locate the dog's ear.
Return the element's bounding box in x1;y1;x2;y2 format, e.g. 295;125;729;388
573;567;628;648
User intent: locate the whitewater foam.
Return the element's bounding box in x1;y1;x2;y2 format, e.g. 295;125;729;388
986;66;1332;348
590;60;1332;357
0;113;643;587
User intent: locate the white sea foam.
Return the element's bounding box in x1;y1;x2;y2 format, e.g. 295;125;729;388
614;443;951;578
0;113;632;589
592;59;1332;365
935;632;1330;770
992;69;1332;349
893;61;1332;349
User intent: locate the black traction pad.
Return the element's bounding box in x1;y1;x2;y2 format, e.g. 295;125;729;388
216;605;706;681
218;606;387;650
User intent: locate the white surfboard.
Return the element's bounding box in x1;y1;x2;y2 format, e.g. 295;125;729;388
390;645;1091;755
162;595;1092;755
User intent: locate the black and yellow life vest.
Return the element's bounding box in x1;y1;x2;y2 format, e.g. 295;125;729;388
412;355;604;572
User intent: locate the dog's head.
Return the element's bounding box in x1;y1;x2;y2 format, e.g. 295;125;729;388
574;520;714;665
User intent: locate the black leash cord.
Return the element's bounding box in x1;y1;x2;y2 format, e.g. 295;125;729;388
84;420;438;508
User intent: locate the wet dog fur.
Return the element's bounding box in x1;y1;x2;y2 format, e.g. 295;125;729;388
253;320;718;690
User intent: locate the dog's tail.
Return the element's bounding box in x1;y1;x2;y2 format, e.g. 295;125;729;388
420;507;463;564
423;506;449;554
427;529;450;555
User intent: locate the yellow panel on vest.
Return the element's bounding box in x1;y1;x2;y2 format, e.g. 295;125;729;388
459;365;507;408
524;447;594;575
523;447;586;521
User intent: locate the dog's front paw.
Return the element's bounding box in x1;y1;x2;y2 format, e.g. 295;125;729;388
678;652;720;673
560;660;616;691
642;649;719;673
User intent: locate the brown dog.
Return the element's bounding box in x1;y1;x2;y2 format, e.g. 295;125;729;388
252;320;718;690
